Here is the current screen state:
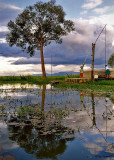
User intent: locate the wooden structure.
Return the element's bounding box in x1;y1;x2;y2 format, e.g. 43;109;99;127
66;78;90;83
84;69;114;79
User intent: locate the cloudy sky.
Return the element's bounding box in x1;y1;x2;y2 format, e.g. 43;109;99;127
0;0;114;75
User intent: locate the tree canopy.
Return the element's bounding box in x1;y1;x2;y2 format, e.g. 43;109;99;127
108;53;114;68
6;0;75;79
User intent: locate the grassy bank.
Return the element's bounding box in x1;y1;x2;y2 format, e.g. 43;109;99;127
0;75;79;84
57;80;114;93
0;75;114;93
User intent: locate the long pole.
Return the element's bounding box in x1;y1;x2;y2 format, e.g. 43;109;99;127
51;55;52;79
105;26;107;70
95;24;107;44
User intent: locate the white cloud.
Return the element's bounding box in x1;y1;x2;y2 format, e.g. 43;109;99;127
0;26;8;32
0;56;37;75
80;10;88;15
0;3;22;11
98;14;114;26
82;0;103;10
0;38;6;43
50;64;90;73
88;13;114;26
84;143;103;154
0;55;91;75
112;40;114;46
93;6;114;14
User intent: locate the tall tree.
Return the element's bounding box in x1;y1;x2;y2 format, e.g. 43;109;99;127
108;53;114;68
6;0;74;79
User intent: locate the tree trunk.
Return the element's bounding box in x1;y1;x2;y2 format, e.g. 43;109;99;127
40;41;46;80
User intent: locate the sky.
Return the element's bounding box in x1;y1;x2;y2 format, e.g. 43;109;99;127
0;0;114;75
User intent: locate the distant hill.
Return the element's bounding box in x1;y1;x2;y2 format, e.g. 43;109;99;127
32;71;79;76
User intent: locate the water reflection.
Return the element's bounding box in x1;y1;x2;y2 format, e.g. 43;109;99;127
41;85;46;111
91;93;96;127
79;92;114;156
0;151;15;160
80;92;84;103
0;84;114;159
8;125;69;159
81;92;96;127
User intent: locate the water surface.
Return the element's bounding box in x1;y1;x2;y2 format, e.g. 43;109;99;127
0;84;114;160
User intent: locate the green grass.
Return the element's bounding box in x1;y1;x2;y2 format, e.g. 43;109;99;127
0;75;49;84
0;75;79;84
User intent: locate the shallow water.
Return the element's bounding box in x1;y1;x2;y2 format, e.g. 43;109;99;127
0;84;114;160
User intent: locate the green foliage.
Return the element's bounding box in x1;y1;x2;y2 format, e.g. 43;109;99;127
0;105;5;114
6;0;74;56
52;108;69;120
108;53;114;68
17;105;35;116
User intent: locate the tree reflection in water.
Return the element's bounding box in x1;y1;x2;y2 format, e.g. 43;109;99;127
6;85;74;159
7;124;74;159
41;85;46;112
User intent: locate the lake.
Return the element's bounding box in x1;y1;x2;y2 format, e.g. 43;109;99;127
0;84;114;160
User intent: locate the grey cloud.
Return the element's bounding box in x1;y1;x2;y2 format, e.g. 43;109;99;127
0;31;8;38
61;21;114;63
0;3;22;25
12;56;104;66
0;43;31;58
13;57;85;65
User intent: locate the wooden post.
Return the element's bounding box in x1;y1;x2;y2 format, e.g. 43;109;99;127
91;43;95;81
91;93;96;126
